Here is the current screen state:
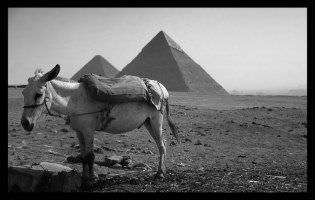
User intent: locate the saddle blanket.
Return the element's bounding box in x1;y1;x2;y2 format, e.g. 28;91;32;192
78;74;168;111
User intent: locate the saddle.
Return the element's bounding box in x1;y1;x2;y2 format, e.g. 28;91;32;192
78;74;166;111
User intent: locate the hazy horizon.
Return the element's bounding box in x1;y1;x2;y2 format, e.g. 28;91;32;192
8;8;306;92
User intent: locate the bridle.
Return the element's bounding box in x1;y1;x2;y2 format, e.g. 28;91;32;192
23;96;63;118
23;94;109;119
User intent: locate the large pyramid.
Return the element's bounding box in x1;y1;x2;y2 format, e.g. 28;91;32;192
71;55;119;81
116;31;229;95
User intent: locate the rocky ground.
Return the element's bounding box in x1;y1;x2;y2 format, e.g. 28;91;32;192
8;89;307;192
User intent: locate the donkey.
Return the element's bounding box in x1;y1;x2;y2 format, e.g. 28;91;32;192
20;64;179;187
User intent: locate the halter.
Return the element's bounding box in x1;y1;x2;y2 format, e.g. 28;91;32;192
23;96;109;118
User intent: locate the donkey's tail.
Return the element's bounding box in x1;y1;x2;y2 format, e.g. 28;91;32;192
165;99;180;143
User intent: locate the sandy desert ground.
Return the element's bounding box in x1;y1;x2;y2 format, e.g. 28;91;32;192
8;88;307;192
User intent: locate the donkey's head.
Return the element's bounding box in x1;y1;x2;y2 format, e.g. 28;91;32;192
21;64;60;132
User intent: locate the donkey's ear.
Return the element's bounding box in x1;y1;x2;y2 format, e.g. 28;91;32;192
39;64;60;83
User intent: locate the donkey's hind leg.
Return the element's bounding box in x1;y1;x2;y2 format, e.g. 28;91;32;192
144;113;166;179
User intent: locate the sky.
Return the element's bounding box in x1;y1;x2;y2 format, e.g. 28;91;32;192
8;8;306;91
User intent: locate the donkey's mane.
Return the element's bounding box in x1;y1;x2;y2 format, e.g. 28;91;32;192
55;76;77;83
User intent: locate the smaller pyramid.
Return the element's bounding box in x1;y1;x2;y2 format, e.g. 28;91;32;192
71;55;119;81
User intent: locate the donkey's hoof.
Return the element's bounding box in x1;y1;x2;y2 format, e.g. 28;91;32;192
81;177;98;191
154;172;165;180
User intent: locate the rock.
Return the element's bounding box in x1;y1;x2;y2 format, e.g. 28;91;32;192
60;128;69;132
50;129;58;134
8;162;81;192
94;146;104;154
170;141;176;146
194;139;202;145
121;156;132;168
102;156;124;167
132;163;152;171
204;143;210;147
249;180;259;183
66;155;82;163
142;149;154;154
70;142;76;148
47;149;64;157
148;139;152;143
177;162;187;167
184;138;192;143
197;167;205;171
102;146;116;152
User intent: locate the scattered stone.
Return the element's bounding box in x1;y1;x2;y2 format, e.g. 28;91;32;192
204;143;210;147
37;132;43;135
238;155;246;158
267;108;273;111
177;162;187;167
194;139;202;145
70;142;76;148
102;146;116;152
184;138;192;143
268;175;286;179
12;128;17;131
288;129;293;132
60;128;69;132
197;167;205;171
142;149;154;154
184;149;189;152
50;129;58;134
8;144;12;148
121;156;132;168
148;139;152;143
66;155;82;164
47;149;64;157
43;145;54;148
132;163;152;171
277;135;281;137
94;146;104;154
170;141;176;146
249;180;259;184
112;163;122;168
196;131;206;136
102;156;124;167
8;162;81;192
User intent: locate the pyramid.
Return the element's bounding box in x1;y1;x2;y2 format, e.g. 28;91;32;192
71;55;119;81
116;31;229;95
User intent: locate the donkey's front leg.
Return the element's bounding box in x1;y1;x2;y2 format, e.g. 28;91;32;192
81;130;98;186
75;129;98;189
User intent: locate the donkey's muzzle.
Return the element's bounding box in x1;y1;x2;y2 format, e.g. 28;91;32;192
21;117;34;132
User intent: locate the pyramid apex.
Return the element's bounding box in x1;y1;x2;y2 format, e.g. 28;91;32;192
158;30;166;34
93;55;103;59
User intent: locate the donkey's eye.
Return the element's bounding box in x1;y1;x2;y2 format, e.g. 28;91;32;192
35;93;43;100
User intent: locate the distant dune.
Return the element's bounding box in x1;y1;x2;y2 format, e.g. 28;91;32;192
230;88;307;96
